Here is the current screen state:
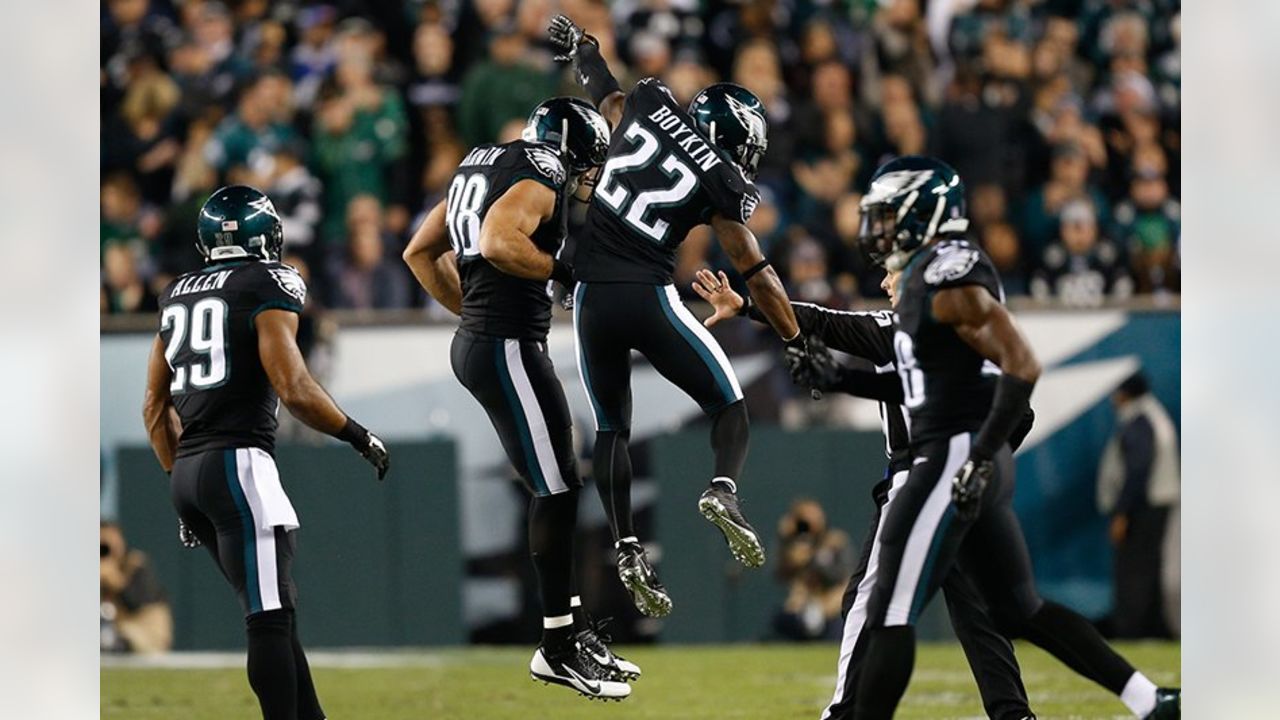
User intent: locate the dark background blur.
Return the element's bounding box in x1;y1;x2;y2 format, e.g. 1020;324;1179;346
101;0;1181;317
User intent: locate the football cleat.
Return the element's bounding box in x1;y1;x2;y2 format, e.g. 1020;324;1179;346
529;644;631;701
616;540;673;618
1144;687;1180;719
698;485;766;568
577;616;642;681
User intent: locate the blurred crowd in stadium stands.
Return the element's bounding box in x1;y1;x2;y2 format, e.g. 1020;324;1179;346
101;0;1180;317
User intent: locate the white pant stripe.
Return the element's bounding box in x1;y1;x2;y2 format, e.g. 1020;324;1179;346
663;284;743;400
235;448;285;613
504;340;569;495
821;470;909;719
885;433;971;626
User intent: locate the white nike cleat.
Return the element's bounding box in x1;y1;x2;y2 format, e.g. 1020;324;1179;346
529;645;631;701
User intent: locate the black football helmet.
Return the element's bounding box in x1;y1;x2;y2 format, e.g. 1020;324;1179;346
196;185;284;263
522;96;610;184
858;156;969;269
688;83;769;179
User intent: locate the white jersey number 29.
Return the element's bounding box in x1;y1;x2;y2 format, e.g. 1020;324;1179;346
161;298;229;394
594;121;698;244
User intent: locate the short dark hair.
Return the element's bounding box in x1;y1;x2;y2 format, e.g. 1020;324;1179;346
1117;371;1150;398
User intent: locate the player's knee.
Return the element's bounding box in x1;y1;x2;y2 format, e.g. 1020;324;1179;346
988;588;1043;637
246;608;293;637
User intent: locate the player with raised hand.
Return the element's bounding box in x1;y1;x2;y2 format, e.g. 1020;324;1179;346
828;156;1178;719
693;257;1039;719
143;185;389;720
403;97;637;700
548;13;824;619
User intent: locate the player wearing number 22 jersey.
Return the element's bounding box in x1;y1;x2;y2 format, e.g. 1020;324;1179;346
145;185;388;720
547;13;821;620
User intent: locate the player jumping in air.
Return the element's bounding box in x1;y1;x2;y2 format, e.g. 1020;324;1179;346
403;97;637;700
143;185;390;720
547;13;825;619
821;156;1178;719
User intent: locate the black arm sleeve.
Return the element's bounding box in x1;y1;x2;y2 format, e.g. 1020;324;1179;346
972;374;1036;460
830;368;905;404
749;302;896;365
573;42;622;106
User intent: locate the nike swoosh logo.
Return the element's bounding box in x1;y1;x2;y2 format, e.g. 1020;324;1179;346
565;666;601;695
913;457;929;465
591;651;612;665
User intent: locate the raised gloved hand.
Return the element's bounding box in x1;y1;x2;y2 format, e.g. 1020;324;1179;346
548;14;592;63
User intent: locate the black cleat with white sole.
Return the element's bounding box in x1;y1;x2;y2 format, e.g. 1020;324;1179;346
698;485;765;567
1144;687;1179;719
616;540;673;618
529;645;631;701
578;616;642;681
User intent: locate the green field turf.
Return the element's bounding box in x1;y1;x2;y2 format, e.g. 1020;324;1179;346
102;641;1179;719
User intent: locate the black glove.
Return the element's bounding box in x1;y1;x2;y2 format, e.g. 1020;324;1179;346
551;259;576;311
951;457;993;521
548;14;591;63
338;418;390;481
178;519;201;549
783;335;838;399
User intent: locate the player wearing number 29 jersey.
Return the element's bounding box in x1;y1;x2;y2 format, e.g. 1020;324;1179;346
145;185;388;720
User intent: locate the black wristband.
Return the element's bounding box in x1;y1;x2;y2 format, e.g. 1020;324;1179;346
574;42;621;105
336;417;368;447
972;375;1036;459
737;295;753;317
550;259;574;287
742;259;771;282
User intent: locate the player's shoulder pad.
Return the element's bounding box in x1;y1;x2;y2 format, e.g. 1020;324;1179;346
921;238;994;289
259;261;308;305
708;161;759;223
518;142;567;187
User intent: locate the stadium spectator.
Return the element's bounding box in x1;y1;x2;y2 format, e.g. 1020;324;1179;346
97;0;1181;311
313;49;409;243
1019;142;1109;262
332;195;411;310
1096;372;1180;639
773;499;854;641
457;21;556;150
204;70;300;179
259;138;323;261
100;521;172;654
982;220;1028;297
1111;159;1180;296
1031;199;1133;307
102;243;159;315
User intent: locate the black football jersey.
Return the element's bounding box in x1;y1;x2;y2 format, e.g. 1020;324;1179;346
447;139;568;340
893;238;1005;444
575;78;761;284
158;259;308;457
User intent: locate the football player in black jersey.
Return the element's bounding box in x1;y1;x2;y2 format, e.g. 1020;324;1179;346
694;265;1037;720
838;156;1178;719
548;14;825;619
143;185;389;720
403;97;636;701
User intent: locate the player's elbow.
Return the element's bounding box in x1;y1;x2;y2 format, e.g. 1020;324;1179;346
478;228;513;264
